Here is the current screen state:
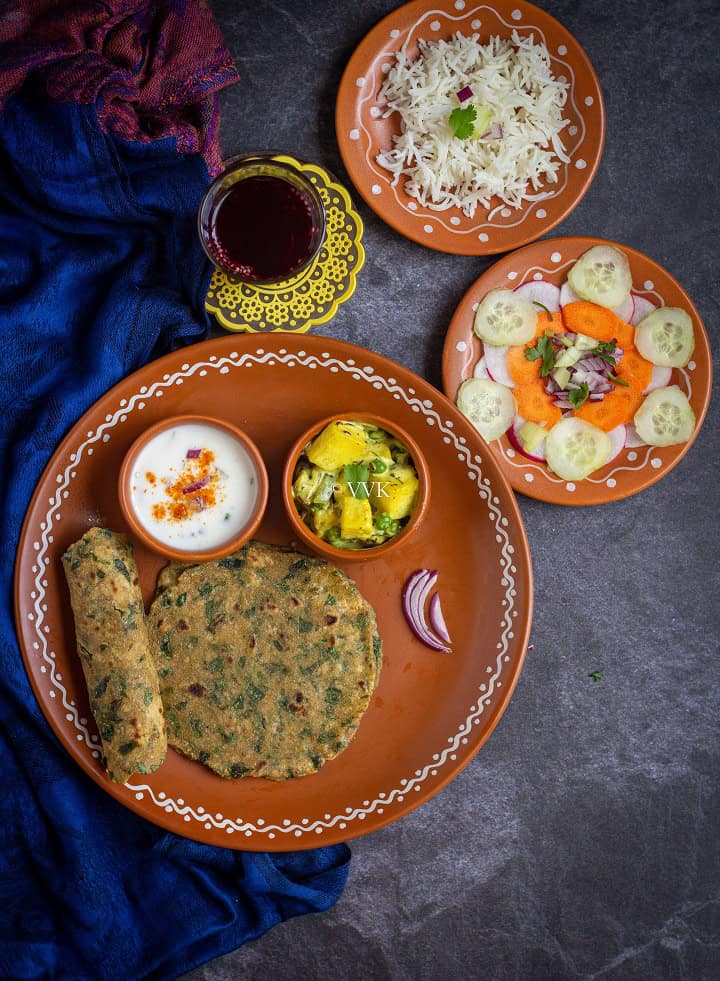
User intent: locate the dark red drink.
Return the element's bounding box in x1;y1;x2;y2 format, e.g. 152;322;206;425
205;175;320;281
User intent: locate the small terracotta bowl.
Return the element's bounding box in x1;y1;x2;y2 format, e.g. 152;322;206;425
282;412;430;562
118;414;268;562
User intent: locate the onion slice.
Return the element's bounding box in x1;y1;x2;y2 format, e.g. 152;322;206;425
186;448;202;459
401;570;451;653
182;475;211;495
429;593;452;646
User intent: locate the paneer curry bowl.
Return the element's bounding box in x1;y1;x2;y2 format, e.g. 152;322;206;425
283;413;430;560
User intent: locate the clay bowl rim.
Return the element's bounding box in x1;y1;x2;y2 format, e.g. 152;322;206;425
117;413;269;563
282;411;430;563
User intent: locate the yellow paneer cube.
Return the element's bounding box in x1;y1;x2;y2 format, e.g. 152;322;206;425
361;442;393;466
340;495;374;540
312;505;340;537
370;465;419;520
306;421;367;471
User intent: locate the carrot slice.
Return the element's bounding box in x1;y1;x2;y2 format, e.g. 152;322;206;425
574;387;645;431
614;349;653;391
513;380;562;427
563;301;635;350
507;345;541;385
532;309;565;339
507;310;566;385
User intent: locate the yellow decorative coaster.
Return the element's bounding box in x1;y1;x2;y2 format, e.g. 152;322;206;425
205;155;365;333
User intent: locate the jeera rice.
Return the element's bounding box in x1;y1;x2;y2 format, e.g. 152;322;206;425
375;30;571;218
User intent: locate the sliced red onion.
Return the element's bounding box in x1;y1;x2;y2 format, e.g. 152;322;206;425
429;593;452;646
401;570;451;653
194;495;206;511
182;475;211;495
186;448;202;459
456;85;473;103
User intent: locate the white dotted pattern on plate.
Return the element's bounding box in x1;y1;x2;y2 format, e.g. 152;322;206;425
352;4;595;241
26;349;523;840
476;258;691;493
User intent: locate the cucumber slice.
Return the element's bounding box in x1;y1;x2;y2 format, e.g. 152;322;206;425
567;246;632;309
545;418;612;481
633;385;695;446
555;345;581;368
574;333;599;351
473;289;537;347
635;307;695;368
456;378;516;442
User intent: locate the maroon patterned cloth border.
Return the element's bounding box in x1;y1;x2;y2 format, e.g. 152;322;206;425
0;0;238;174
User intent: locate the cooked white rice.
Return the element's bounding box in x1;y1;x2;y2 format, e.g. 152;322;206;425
375;30;571;218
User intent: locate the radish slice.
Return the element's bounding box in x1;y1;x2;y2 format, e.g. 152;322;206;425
612;294;635;323
630;294;657;326
508;415;547;462
483;344;515;388
473;356;490;380
513;280;561;312
644;364;673;393
605;425;627;463
560;282;581;307
624;423;647;448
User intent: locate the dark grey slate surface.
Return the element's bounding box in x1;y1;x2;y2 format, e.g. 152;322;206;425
186;1;720;977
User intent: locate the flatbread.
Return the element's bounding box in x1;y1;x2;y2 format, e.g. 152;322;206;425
62;528;166;782
147;542;382;779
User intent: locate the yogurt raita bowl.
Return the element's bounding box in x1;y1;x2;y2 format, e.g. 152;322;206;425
118;415;268;562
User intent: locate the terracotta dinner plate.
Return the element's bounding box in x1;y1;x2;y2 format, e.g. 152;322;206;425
442;237;712;505
336;0;605;255
15;334;532;850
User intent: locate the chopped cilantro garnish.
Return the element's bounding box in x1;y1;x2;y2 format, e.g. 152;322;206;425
344;462;370;499
608;371;629;387
448;104;477;139
568;383;590;410
589;671;603;683
591;340;618;366
525;334;556;377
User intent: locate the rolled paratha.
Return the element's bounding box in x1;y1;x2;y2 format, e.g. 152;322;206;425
62;528;166;782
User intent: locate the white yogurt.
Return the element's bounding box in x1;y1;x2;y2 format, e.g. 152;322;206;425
129;422;258;550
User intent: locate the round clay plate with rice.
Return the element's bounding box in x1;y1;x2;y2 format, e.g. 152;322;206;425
336;0;605;255
15;334;532;850
442;237;712;505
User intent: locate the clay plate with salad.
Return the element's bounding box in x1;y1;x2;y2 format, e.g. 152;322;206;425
442;237;711;505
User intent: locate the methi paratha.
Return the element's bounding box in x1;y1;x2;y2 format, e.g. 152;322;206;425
148;542;381;779
62;528;166;782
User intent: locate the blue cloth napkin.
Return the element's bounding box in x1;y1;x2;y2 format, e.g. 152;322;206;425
0;40;349;981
